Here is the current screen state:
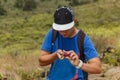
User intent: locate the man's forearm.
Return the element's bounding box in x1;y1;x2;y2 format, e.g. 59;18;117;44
80;61;101;74
39;52;58;66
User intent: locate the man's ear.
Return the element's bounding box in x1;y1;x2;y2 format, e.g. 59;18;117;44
74;18;79;26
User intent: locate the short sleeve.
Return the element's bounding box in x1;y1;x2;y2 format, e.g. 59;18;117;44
84;35;98;60
41;29;52;53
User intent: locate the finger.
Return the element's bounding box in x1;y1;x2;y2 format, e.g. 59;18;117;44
71;55;77;60
69;52;75;57
57;49;63;53
67;50;74;53
67;51;78;60
56;52;61;58
57;50;63;56
62;50;66;52
67;50;75;55
60;56;64;60
57;52;64;60
66;56;71;60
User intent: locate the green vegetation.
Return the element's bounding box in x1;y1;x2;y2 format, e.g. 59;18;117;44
0;0;120;79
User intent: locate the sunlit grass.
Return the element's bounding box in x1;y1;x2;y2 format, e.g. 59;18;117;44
0;0;120;79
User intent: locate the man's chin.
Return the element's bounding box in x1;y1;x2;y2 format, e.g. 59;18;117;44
63;36;69;38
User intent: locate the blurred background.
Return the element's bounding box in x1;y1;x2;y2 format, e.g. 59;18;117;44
0;0;120;80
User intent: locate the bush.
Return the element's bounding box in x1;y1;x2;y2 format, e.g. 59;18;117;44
23;0;37;11
14;0;37;11
101;48;120;66
14;0;24;9
0;73;2;80
0;6;7;16
69;0;98;6
17;68;41;80
103;54;117;66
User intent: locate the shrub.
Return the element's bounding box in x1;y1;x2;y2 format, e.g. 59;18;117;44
0;6;7;16
14;0;37;11
14;0;24;9
23;0;37;11
69;0;98;6
103;54;117;66
17;68;41;80
0;73;2;80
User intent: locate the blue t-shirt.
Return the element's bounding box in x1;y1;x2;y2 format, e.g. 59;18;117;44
41;29;98;80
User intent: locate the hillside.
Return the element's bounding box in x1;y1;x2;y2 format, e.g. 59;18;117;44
0;0;120;79
0;0;120;54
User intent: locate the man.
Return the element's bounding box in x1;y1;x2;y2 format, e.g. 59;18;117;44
39;7;101;80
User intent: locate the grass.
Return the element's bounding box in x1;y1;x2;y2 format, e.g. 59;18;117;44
0;0;120;79
0;51;42;80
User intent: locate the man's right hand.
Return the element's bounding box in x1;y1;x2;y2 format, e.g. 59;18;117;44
56;49;65;60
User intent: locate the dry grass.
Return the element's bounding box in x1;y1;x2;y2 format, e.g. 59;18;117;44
0;51;43;80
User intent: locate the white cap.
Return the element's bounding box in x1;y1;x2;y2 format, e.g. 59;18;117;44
52;21;74;31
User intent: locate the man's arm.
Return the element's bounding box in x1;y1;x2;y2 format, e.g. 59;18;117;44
80;57;101;74
38;50;58;66
66;50;102;74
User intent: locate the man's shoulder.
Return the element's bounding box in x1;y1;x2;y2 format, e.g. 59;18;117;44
45;28;53;33
45;29;53;37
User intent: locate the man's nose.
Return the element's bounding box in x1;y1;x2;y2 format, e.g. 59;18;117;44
59;31;66;34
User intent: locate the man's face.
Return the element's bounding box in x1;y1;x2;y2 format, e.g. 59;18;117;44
58;27;74;38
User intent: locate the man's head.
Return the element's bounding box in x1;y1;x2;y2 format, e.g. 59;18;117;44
52;7;75;31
